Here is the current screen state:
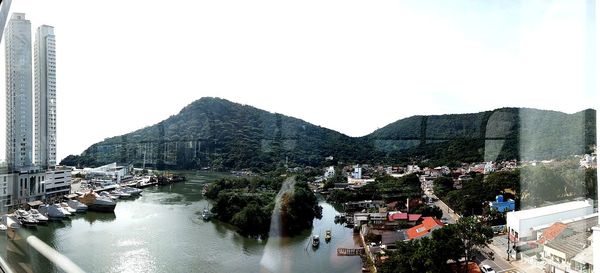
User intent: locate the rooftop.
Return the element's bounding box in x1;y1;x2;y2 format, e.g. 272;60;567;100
508;200;593;221
545;232;591;259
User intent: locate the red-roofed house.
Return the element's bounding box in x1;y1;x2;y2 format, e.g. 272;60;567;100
386;212;421;227
537;222;570;244
405;217;445;240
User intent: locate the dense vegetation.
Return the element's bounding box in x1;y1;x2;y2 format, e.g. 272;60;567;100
327;174;422;205
378;216;493;273
61;97;596;171
435;161;597;218
204;175;321;237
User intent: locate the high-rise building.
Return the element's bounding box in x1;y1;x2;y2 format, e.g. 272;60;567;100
5;13;32;171
34;25;56;169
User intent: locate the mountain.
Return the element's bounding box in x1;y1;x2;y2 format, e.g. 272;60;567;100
61;97;373;171
61;98;596;170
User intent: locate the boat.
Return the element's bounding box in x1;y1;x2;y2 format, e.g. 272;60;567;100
60;202;77;214
38;204;66;220
14;210;38;227
121;187;142;197
0;223;7;231
28;209;49;224
78;191;117;212
2;215;21;229
55;204;73;218
110;189;131;199
99;191;119;200
67;200;88;213
325;230;332;242
312;235;320;248
201;208;212;221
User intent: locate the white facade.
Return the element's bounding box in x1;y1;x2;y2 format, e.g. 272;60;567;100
352;165;362;179
0;173;15;211
15;170;46;204
44;169;71;198
34;25;57;168
5;13;33;171
507;200;594;241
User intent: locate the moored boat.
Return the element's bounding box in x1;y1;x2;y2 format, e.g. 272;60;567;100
78;191;117;212
67;200;88;213
38;204;66;221
14;210;38;227
325;230;332;242
28;209;49;224
312;235;320;248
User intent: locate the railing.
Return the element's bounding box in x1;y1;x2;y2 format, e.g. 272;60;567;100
0;228;85;273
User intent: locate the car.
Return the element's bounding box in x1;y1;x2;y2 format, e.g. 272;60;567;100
441;217;449;224
480;264;496;273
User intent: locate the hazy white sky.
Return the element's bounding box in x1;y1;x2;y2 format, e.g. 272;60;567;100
0;0;596;162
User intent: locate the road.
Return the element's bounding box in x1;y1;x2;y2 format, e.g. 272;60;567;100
425;190;519;273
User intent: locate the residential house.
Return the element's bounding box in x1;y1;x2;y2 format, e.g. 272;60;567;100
405;217;445;240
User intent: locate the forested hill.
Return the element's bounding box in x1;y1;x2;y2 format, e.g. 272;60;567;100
61;97;373;170
61;97;596;170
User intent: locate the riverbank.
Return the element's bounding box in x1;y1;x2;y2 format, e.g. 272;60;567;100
0;172;363;273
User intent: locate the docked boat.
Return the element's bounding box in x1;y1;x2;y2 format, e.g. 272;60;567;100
14;210;38;227
28;209;49;224
67;200;88;213
78;191;117;212
2;215;21;229
55;204;73;218
60;202;77;214
121;187;142;197
312;235;320;248
325;230;332;242
38;204;66;221
0;223;6;231
99;191;119;200
110;190;131;199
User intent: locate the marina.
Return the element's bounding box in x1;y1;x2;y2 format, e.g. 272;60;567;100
0;172;363;273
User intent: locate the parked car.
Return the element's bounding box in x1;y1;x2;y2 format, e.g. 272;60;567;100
480;264;496;273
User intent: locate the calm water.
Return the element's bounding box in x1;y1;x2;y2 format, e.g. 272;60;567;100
0;172;362;273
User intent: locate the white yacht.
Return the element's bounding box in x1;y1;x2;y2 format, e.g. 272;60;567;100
38;204;66;221
15;209;39;227
60;202;77;214
2;215;20;229
67;200;88;213
78;191;117;212
121;187;142;197
55;203;72;218
110;189;131;199
28;209;49;224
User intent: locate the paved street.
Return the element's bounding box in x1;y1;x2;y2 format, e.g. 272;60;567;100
425;192;459;224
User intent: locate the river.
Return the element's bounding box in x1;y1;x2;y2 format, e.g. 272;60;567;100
0;172;363;273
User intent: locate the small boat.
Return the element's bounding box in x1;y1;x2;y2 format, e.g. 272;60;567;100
99;191;119;200
2;215;21;229
312;235;320;248
67;200;88;213
55;204;73;218
121;187;142;197
28;209;49;224
14;210;38;227
0;223;7;231
325;230;332;242
38;204;66;221
111;190;132;199
60;203;77;214
201;208;212;221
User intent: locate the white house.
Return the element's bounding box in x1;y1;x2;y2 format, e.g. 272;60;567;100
507;200;594;242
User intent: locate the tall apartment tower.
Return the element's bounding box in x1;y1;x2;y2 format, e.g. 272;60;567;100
5;13;33;171
34;25;56;169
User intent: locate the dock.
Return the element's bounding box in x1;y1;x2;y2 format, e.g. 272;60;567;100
337;248;365;256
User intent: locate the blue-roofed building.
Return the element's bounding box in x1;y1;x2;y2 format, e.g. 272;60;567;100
488;195;515;212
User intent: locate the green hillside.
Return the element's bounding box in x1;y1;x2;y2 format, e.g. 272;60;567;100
61;98;596;170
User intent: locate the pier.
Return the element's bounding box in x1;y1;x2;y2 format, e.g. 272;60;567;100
337;248;365;256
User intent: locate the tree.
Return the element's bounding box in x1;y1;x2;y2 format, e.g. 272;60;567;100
453;216;493;273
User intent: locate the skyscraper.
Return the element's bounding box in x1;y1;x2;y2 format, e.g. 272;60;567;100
5;13;32;171
34;25;56;169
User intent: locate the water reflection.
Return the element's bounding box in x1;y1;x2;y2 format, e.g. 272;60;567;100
82;212;116;225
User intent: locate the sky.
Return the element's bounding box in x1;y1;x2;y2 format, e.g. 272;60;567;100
0;0;596;162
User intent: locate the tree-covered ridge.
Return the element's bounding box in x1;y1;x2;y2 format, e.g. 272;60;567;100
60;97;596;170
